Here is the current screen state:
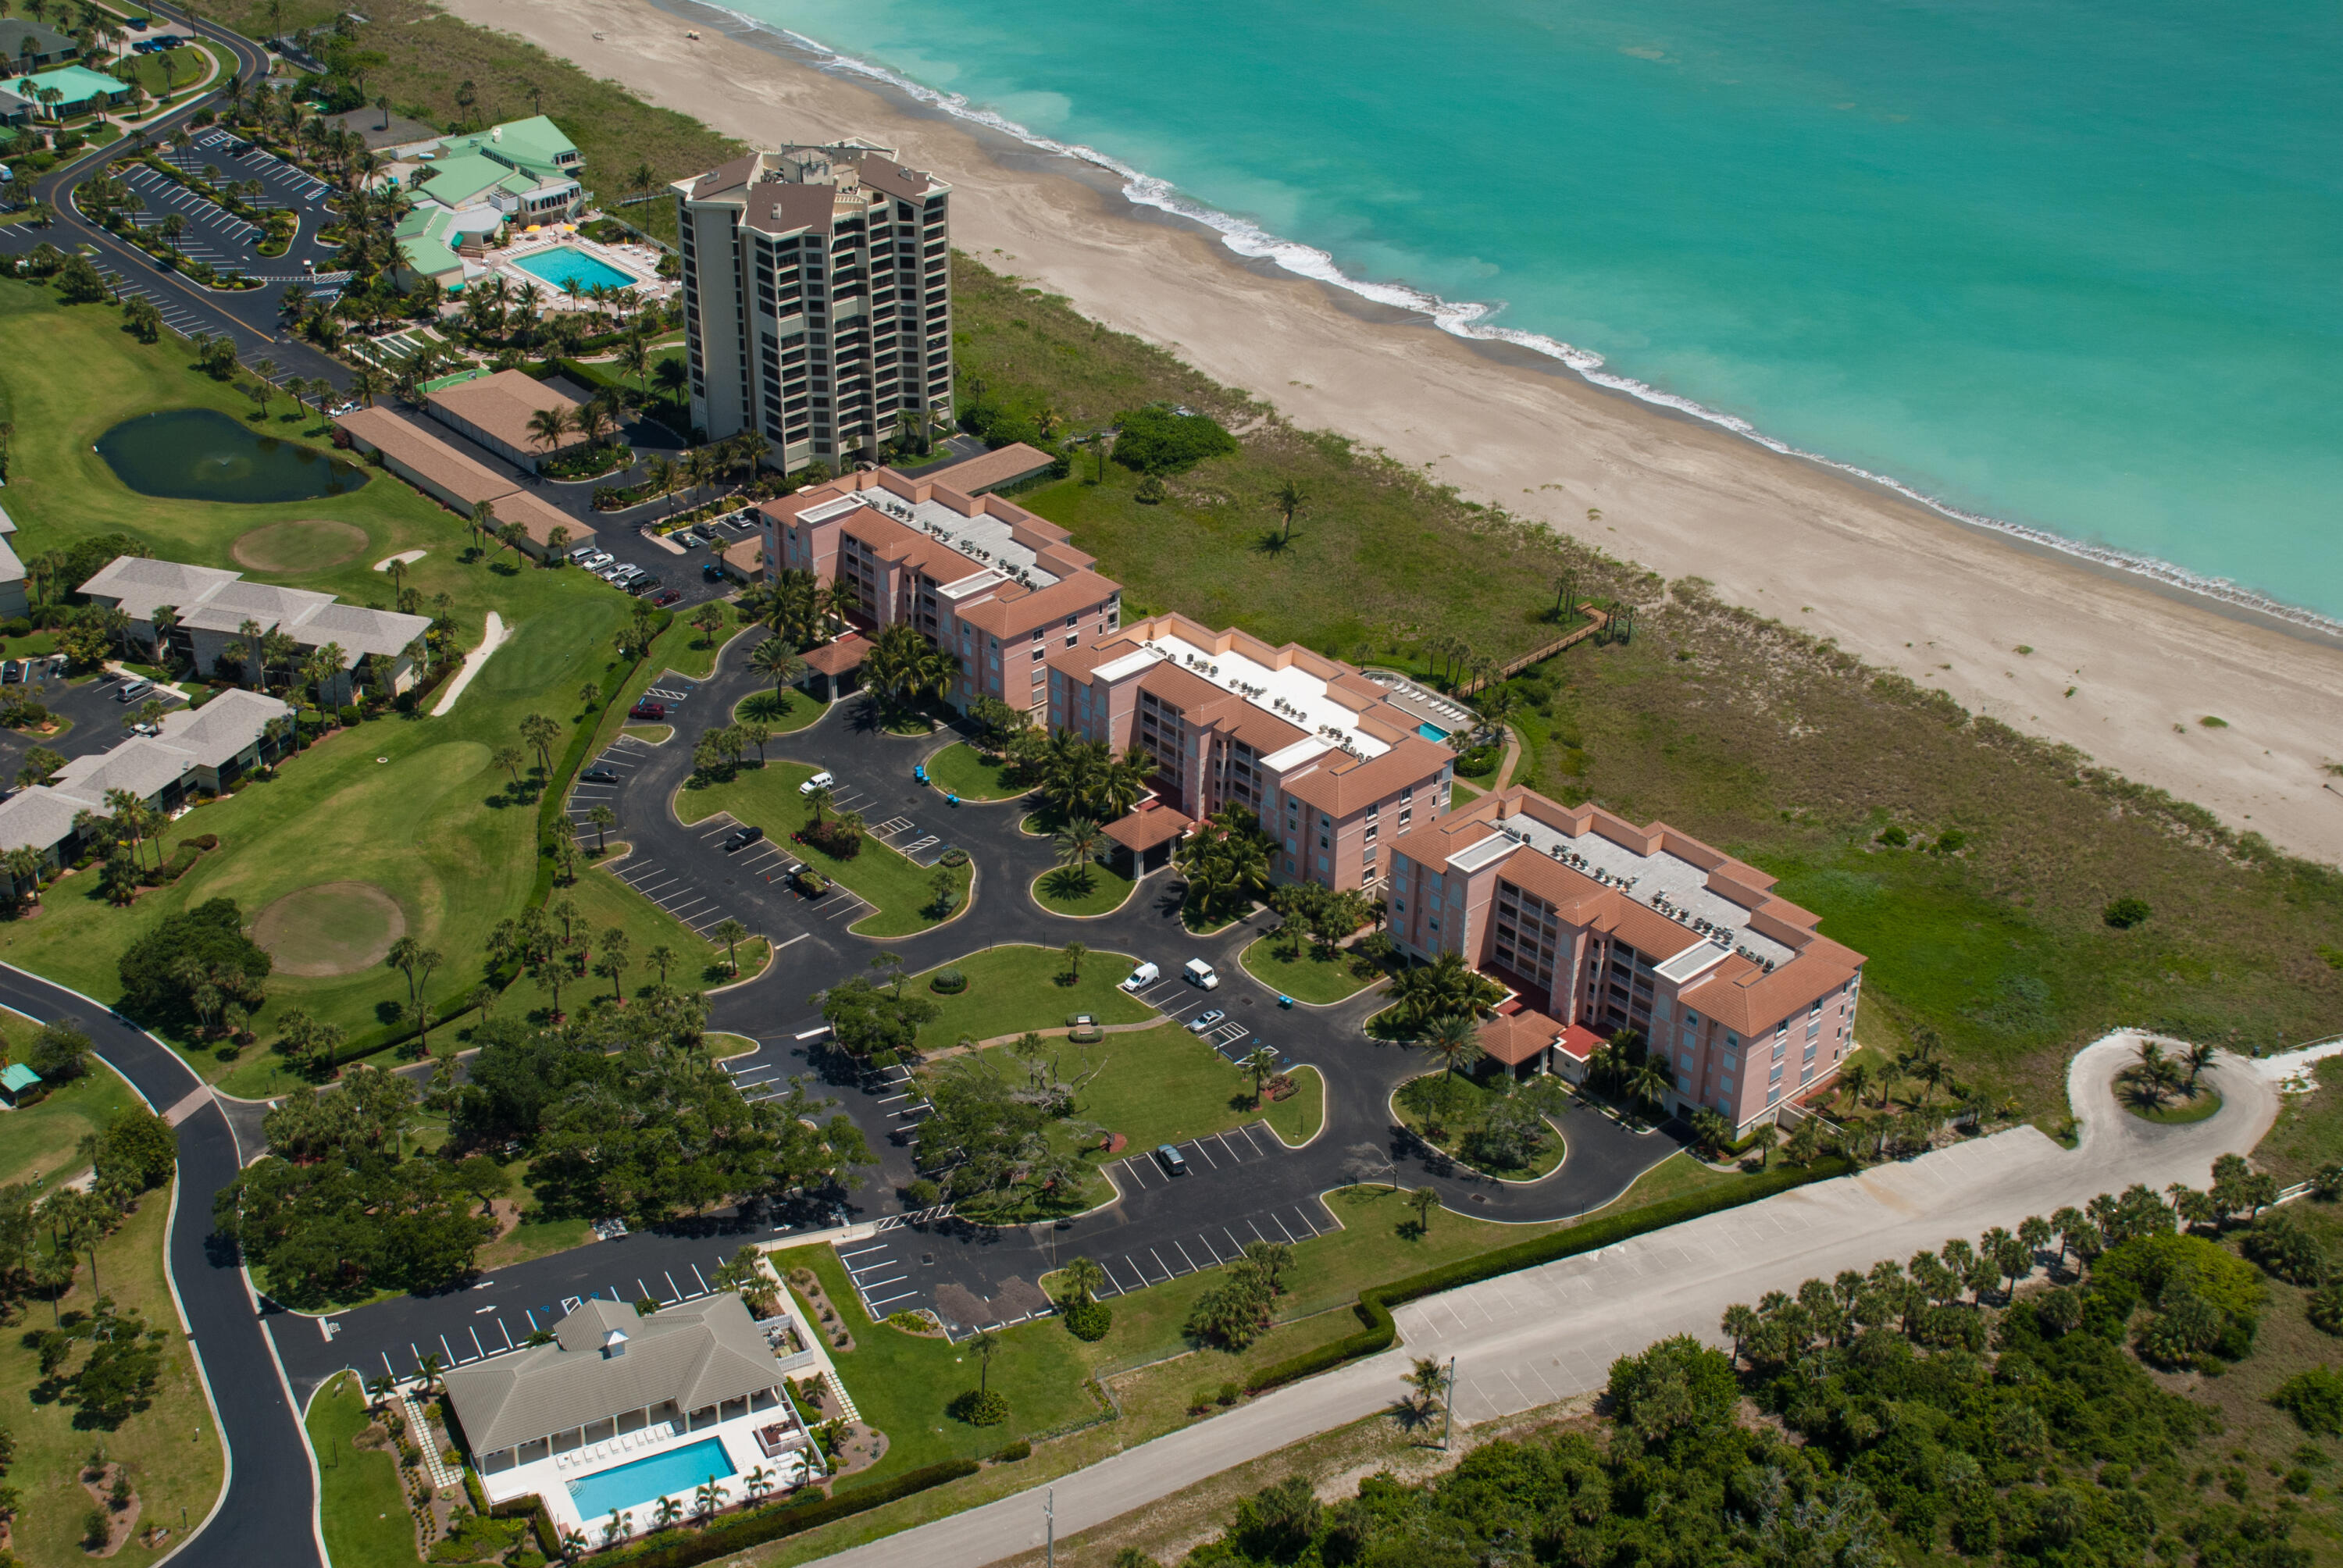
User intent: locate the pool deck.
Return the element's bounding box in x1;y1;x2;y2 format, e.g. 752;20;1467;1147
479;228;675;309
487;1402;817;1538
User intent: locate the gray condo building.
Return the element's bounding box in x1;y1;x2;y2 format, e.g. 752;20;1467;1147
672;141;954;472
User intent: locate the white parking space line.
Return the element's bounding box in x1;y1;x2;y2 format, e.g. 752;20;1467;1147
1186;1139;1218;1170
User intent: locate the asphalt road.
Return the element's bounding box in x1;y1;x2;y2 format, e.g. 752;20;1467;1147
816;1037;2283;1568
0;964;324;1568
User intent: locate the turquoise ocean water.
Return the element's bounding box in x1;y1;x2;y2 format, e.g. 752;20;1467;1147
707;0;2342;623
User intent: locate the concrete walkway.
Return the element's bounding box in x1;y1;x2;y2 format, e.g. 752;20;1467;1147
817;1032;2278;1568
430;611;508;716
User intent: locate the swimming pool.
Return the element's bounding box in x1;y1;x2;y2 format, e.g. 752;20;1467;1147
510;244;638;295
1418;722;1450;742
565;1436;736;1521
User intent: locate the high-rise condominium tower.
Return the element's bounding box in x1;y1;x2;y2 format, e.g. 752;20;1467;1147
672;141;952;471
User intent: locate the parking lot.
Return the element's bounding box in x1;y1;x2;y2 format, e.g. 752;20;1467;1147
829;1117;1339;1337
0;667;189;790
1123;968;1303;1075
109;127;349;291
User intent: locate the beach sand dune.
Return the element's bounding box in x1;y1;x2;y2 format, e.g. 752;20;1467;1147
452;0;2343;865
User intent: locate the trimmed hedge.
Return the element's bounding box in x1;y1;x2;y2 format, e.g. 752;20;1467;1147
1245;1155;1854;1395
592;1459;979;1567
487;1490;562;1559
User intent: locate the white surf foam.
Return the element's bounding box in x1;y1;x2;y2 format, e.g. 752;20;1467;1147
694;2;2341;639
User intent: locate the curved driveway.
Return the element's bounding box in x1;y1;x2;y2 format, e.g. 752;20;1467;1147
0;966;323;1568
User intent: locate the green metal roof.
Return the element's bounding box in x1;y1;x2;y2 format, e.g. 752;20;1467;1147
437;115;580;181
8;64;129;109
1;1062;40;1092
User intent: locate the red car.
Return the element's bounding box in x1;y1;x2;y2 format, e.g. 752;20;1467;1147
629;700;666;721
651;589;683;608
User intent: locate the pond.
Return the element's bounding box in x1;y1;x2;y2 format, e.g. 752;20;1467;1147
95;408;369;503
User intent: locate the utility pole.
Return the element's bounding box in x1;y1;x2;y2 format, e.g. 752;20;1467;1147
1442;1356;1457;1452
1044;1486;1055;1568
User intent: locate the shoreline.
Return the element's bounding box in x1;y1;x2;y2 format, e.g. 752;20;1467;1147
683;0;2343;650
449;0;2343;866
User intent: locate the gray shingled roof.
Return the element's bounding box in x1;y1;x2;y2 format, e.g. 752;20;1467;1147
444;1294;782;1456
154;689;291;769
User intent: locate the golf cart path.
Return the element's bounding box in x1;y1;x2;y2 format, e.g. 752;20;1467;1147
818;1031;2281;1568
431;611;507;716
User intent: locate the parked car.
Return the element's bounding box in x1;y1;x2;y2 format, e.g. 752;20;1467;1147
116;679;153;703
129;722;158;737
1183;957;1220;989
628;578;662;596
0;661;20;685
580;551;614;571
722;825;765;853
568;541;599;564
651;589;683;607
1187;1008;1226;1035
793;867;830;896
629;700;666;721
580;767;619;784
1155;1144;1189;1177
798;771;835;796
1120;961;1160;991
702;561;726;580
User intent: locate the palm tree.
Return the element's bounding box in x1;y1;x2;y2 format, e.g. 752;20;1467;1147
1422;1011;1483;1078
526;403;574;458
1061;1256;1106;1305
2181;1042;2216;1094
587;802;616;853
1239;1044;1281;1104
692;1477;727;1522
711;918;749;976
1053;814;1104;882
968;1325;1000;1396
1061;939;1088;979
742;1464;775;1502
364;1372;398;1409
1271;479;1307;546
1624;1053;1672;1118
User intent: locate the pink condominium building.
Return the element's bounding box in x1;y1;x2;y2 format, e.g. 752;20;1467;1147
1044;615;1457;890
759;465;1123;714
1386;786;1867;1135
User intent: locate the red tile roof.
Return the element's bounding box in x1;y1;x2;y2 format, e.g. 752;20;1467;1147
1104;803;1191;852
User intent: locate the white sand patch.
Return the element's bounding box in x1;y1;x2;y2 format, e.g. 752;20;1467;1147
374;550;428;572
431;611;509;716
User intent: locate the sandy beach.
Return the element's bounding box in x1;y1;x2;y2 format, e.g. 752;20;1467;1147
451;0;2343;866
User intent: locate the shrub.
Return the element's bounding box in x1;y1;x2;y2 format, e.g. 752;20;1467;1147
948;1388;1009;1426
1111;405;1238;474
930;967;968;995
117;897;270;1025
2096;1233;2266;1317
581;1459;977;1568
995;1439;1032;1462
2310;1284;2343;1337
1135;473;1168;504
904;1178;941;1207
2274;1367;2343;1435
2;617;29;637
937;846;970;868
1453;745;1500;778
2242;1213;2330;1285
1063;1299;1112;1341
338;704;363;727
2103;896;2152;928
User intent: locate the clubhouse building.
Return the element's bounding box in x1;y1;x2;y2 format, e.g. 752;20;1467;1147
447;1294;821;1538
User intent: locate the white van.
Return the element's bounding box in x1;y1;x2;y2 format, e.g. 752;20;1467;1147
1120;961;1159;992
1183;958;1220;990
116;679;154;704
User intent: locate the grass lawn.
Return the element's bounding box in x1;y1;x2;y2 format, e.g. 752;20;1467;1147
1392;1071;1566;1181
0;1178;225;1568
305;1373;416;1568
2253;1058;2343;1185
2130;1089;2224;1124
622;722;674;743
737;685;829;735
1239;935;1382;1004
0;1053;144;1190
659;600;750;681
679;757;971;939
565;853;771;994
911;944;1154;1052
922;742;1026;802
1031;860;1136;917
1264;1065;1327;1146
1021;1022;1322;1153
775;1244;1100;1487
0;280;633;1089
475;1206;595;1271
